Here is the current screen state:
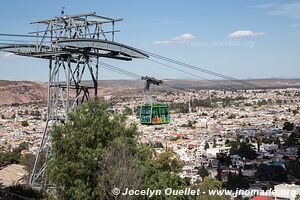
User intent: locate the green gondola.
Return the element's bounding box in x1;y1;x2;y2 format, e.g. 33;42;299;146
139;76;171;125
140;103;170;125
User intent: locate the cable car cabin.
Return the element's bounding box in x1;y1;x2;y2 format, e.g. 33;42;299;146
140;103;170;125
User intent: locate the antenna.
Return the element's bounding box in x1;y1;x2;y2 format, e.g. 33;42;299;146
60;7;65;16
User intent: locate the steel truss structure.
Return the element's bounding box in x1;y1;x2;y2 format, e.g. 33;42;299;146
0;12;148;188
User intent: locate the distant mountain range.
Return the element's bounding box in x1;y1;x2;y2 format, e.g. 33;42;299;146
1;79;300;105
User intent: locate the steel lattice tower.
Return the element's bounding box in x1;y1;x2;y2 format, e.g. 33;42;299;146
0;12;148;188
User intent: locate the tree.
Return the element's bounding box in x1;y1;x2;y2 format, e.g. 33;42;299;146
137;146;190;200
226;170;249;190
204;142;209;150
238;142;257;160
11;113;16;119
217;153;232;166
98;137;143;200
287;161;300;179
123;106;133;115
188;120;193;128
229;141;256;160
21;120;29;127
229;141;238;155
47;99;190;200
283;121;294;131
284;131;300;147
197;165;209;179
255;164;287;182
47;99;138;199
152;141;164;148
213;138;217;148
0;142;28;168
193;177;228;200
6;184;43;199
152;147;183;173
134;105;141;117
216;166;222;181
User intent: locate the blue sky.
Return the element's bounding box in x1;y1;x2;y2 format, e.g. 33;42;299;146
0;0;299;81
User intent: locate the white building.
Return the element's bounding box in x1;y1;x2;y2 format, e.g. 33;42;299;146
206;147;230;157
273;184;300;200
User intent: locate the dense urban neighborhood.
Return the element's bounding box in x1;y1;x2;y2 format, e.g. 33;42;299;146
1;83;300;199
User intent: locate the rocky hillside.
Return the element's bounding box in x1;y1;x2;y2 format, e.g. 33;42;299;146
1;79;300;105
0;80;47;105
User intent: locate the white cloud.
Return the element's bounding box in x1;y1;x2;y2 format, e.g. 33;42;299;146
4;53;14;57
251;3;278;9
228;30;265;38
153;33;195;45
3;53;16;59
153;40;174;45
173;33;195;41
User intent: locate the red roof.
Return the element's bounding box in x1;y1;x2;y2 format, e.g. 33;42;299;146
250;196;273;200
176;134;187;137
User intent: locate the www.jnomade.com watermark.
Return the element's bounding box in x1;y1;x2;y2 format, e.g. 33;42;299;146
191;40;256;48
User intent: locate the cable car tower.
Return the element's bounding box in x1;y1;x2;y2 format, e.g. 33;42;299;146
0;11;148;188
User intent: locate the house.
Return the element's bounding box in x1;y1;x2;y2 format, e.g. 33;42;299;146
273;183;300;200
206;146;230;157
250;196;273;200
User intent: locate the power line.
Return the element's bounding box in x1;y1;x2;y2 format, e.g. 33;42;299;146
0;33;53;39
99;62;141;79
0;32;261;89
141;49;260;89
148;58;237;90
98;61;193;94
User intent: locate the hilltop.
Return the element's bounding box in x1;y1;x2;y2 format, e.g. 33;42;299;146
0;80;47;105
1;79;300;105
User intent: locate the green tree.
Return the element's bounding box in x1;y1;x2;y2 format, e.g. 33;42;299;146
216;153;232;166
152;147;184;173
229;141;238;155
193;177;228;200
6;184;43;199
188;120;193;128
226;170;249;190
47;99;138;199
255;164;287;182
238;142;257;160
123;106;133;115
204;142;209;150
283;121;294;131
213;138;217;148
47;99;190;200
0;142;28;168
21;120;29;127
11;113;16;119
197;165;209;180
287;161;300;179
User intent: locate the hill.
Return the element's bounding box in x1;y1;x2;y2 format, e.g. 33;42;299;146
1;79;300;105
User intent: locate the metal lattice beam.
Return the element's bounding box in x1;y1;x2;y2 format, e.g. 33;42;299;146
0;12;148;188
